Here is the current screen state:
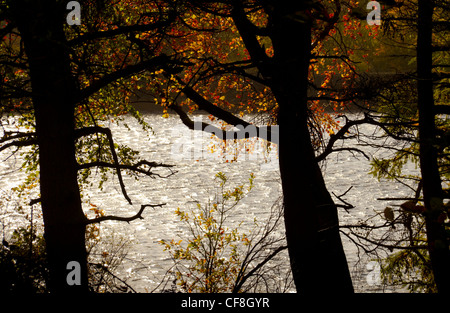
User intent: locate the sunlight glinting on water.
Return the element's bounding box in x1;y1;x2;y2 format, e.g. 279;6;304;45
0;113;418;292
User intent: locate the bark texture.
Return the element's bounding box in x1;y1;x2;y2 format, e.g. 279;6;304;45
11;0;89;293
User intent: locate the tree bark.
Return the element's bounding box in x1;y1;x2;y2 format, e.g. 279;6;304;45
11;1;89;293
225;1;354;293
417;0;450;293
269;2;354;293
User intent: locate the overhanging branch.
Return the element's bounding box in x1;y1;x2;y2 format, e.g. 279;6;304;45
332;186;355;212
0;138;37;153
169;103;278;142
172;78;278;143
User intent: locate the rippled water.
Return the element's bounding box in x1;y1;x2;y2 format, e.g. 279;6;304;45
0;113;418;293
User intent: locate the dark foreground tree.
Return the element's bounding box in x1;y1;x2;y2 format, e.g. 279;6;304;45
8;0;90;292
1;0;177;292
267;1;353;293
337;0;450;293
158;0;355;293
416;0;449;293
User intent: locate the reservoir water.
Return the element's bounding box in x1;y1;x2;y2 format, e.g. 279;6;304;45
0;113;418;293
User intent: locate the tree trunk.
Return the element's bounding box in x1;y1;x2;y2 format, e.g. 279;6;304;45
417;0;450;293
12;1;89;293
270;3;354;293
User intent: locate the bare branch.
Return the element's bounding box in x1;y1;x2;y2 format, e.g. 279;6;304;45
89;262;137;293
179;80;253;127
340;228;428;251
0;132;36;144
75;126;132;204
435;105;450;115
85;203;165;225
315;113;419;162
332;186;355;212
315;115;370;162
232;245;288;293
78;160;175;179
377;197;424;201
169;103;278;142
0;138;37;153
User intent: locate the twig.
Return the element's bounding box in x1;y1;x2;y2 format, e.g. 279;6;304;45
89;262;137;293
332;186;355;212
169;103;277;142
232;245;288;293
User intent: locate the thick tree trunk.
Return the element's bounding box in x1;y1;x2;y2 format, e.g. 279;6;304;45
278;110;354;294
270;3;354;293
12;1;89;292
417;0;450;293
